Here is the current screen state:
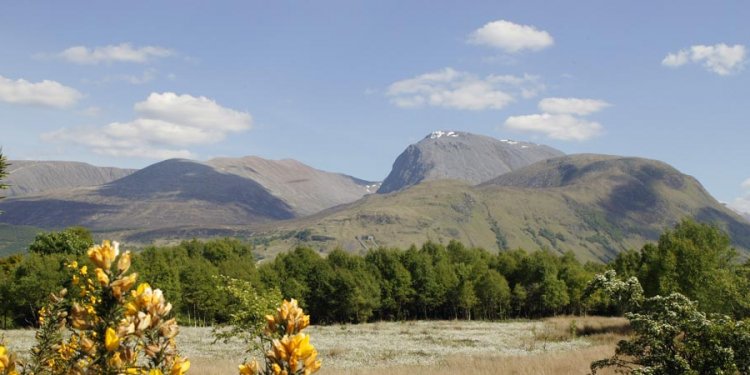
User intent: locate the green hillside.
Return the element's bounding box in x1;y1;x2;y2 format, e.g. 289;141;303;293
250;155;750;263
0;223;40;256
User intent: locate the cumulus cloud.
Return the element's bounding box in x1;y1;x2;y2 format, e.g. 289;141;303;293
503;97;609;141
505;113;602;141
662;43;746;75
386;68;544;110
0;75;82;108
538;97;610;115
58;43;173;65
468;20;554;53
42;92;252;159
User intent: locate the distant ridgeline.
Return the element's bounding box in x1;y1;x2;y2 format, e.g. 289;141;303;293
0;132;749;263
1;219;749;328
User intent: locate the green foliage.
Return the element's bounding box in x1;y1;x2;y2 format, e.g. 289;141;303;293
4;252;74;326
588;270;750;375
28;227;94;256
6;219;750;329
212;275;282;354
612;218;750;316
475;270;510;319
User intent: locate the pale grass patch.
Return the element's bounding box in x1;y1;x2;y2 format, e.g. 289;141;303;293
2;316;626;374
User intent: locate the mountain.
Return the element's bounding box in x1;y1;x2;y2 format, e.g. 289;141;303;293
3;160;135;197
205;156;378;216
0;157;376;237
377;131;564;194
254;154;750;263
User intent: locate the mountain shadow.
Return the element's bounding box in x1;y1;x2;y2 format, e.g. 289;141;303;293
98;159;294;220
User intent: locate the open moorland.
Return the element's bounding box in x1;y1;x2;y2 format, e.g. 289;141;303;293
1;316;626;375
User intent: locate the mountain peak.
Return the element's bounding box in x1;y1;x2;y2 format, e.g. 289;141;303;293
426;130;461;139
378;132;564;194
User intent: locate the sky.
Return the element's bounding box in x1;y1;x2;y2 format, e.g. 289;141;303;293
1;1;749;213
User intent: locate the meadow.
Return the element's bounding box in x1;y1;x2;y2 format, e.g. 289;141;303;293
1;316;626;374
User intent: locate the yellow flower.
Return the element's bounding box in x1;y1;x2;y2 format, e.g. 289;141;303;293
112;273;138;299
0;345;9;370
118;251;132;273
80;265;88;275
87;240;119;270
170;356;190;375
95;268;110;286
148;369;164;375
267;299;310;335
238;358;260;375
109;351;124;368
105;327;120;352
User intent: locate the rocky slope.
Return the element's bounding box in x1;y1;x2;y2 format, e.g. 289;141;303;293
377;131;564;194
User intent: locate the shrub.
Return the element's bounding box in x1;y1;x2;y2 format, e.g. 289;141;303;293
1;240;189;375
237;299;321;375
588;270;750;374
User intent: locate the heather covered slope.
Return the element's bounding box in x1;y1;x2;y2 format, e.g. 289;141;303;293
255;155;750;263
377;131;563;194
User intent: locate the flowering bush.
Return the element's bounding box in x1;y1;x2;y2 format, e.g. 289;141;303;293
238;299;321;375
588;270;750;374
1;240;189;375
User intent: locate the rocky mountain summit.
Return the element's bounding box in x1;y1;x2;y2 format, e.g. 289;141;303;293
377;131;564;193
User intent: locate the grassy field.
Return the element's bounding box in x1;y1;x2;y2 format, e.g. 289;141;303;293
1;316;626;374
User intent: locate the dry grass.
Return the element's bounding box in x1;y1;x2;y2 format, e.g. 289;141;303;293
1;316;628;375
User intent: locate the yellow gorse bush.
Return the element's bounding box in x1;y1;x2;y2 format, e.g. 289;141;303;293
0;344;19;375
1;240;189;375
0;241;322;375
238;299;321;375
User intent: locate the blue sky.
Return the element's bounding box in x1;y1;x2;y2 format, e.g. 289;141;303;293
1;1;749;212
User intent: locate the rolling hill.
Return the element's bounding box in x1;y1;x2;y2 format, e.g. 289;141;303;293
0;157;377;236
4;160;135;197
252;154;750;263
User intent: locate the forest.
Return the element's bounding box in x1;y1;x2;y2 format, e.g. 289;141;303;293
2;219;749;328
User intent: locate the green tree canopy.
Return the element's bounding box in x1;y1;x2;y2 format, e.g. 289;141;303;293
28;227;94;256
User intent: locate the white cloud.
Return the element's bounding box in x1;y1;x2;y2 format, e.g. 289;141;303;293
59;43;173;65
92;68;158;85
0;75;82;108
468;20;554;53
503;97;608;141
386;68;544;110
662;50;690;67
538;97;610;115
134;92;251;132
662;43;746;75
742;178;750;190
504;113;602;141
42;92;252;159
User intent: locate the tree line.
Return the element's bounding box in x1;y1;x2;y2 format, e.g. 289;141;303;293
2;218;749;328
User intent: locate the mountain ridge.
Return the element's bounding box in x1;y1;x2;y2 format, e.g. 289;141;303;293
250;154;750;263
4;160;136;197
